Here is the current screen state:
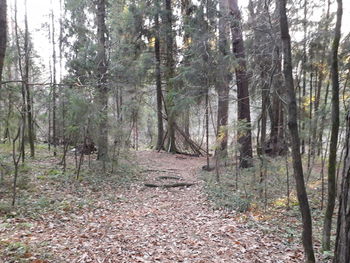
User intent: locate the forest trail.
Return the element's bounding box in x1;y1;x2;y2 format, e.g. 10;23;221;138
1;151;302;263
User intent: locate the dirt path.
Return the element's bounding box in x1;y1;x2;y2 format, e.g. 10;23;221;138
1;151;302;262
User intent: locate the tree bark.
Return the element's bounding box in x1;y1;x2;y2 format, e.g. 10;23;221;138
164;0;176;153
3;65;12;139
268;54;285;156
229;0;253;168
248;0;285;157
0;0;6;84
181;0;191;151
14;0;25;163
96;0;109;161
322;0;342;251
215;0;230;158
155;0;164;151
334;113;350;263
25;0;34;158
278;0;315;261
51;5;57;157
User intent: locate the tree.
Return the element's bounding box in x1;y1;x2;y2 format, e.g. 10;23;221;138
322;0;342;251
96;0;109;161
334;112;350;262
180;0;192;149
14;0;26;162
278;0;315;261
229;0;253;168
247;0;285;157
215;0;230;158
0;0;6;83
24;0;35;157
51;3;57;157
154;0;164;151
164;0;177;153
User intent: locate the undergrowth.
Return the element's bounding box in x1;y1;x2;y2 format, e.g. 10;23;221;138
0;143;141;218
0;143;142;261
201;155;337;262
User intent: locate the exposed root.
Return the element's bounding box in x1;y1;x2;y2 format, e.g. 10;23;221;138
144;182;195;188
156;175;183;180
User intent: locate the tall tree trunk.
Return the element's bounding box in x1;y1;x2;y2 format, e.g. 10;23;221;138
229;0;253;168
164;0;176;153
203;1;212;169
181;0;191;150
155;0;164;151
260;73;268;157
14;0;25;163
23;0;34;157
318;79;330;156
96;0;109;161
215;0;230;158
317;0;331;157
0;0;6;84
59;0;63;82
322;0;342;251
268;52;285;156
278;0;315;261
51;4;57;157
248;0;282;157
334;112;350;263
300;0;308;155
307;49;314;174
3;64;12;139
59;0;66;161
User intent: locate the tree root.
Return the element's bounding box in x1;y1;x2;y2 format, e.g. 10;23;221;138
144;182;194;188
156;175;182;180
202;165;215;171
141;169;178;174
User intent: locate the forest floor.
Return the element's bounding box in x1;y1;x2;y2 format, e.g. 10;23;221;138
0;149;318;262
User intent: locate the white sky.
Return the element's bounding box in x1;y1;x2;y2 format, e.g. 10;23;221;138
8;0;350;80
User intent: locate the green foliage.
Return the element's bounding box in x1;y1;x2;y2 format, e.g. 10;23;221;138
0;239;53;262
206;184;252;212
2;241;29;260
16;175;31;190
202;170;251;212
83;158;140;190
47;168;63;178
0;202;13;215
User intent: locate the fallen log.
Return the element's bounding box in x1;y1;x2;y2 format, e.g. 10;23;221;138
174;123;207;156
144;182;194;188
202;165;215;171
158;110;207;156
141;169;179;174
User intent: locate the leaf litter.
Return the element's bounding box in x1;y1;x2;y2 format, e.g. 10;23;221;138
0;150;303;262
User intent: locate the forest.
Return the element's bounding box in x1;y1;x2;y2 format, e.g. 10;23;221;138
0;0;349;262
